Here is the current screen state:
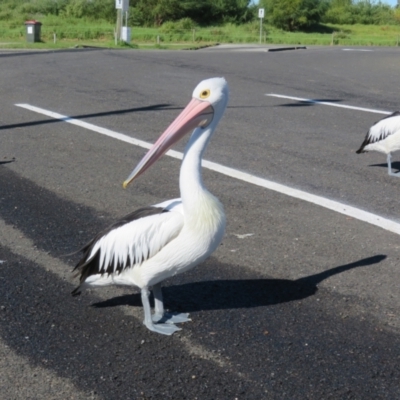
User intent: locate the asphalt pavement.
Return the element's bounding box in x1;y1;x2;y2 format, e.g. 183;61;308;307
1;45;400;399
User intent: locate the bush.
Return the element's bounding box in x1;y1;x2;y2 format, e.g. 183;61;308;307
159;18;197;32
0;11;12;21
323;2;397;25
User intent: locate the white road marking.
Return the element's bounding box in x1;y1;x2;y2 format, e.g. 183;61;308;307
342;48;373;52
15;103;400;236
266;94;391;115
233;233;254;239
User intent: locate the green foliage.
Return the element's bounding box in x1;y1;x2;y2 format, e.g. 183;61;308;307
0;0;398;34
17;0;70;16
159;18;197;32
210;0;253;24
0;0;115;23
131;0;252;26
0;10;12;21
63;0;115;22
323;0;396;25
262;0;329;31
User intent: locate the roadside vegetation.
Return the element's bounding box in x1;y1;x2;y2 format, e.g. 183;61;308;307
1;0;400;49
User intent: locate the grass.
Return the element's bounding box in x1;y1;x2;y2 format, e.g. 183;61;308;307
1;16;400;49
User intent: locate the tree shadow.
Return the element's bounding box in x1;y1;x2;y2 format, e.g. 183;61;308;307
0;47;106;59
303;24;335;34
92;255;385;312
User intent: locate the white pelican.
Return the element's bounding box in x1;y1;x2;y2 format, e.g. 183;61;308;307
72;77;229;335
356;111;400;176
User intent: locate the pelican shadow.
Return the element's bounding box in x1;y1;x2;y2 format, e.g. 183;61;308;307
369;161;400;172
92;255;385;312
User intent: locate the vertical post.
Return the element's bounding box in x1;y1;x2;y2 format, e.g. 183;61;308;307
258;8;265;44
116;8;122;41
53;33;56;44
192;29;195;42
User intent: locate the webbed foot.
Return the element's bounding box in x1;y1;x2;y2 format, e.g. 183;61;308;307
144;320;181;335
152;312;191;324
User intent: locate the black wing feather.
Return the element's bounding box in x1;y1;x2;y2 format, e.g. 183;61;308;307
71;206;167;296
356;111;400;153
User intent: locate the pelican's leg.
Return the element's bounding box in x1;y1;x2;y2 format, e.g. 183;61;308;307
388;153;393;175
141;287;181;335
152;283;191;324
387;153;400;177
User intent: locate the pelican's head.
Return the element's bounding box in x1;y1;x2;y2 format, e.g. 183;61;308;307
123;77;229;188
191;77;229;124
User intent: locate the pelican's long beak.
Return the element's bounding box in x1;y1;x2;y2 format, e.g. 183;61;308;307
123;98;214;188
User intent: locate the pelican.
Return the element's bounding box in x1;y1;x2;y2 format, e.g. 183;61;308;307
72;77;229;335
356;111;400;176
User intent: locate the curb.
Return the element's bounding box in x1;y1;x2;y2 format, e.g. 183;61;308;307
267;46;307;52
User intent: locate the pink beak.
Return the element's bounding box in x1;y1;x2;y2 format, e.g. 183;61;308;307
123;98;214;188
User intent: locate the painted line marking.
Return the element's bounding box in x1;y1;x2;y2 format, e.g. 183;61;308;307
15;103;400;236
266;94;391;115
342;48;373;52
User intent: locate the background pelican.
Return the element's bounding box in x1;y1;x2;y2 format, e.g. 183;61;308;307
356;111;400;176
72;77;229;335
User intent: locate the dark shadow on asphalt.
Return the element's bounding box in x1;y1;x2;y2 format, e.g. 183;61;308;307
92;254;386;312
2;104;263;132
0;104;178;131
0;158;15;165
275;99;342;107
0;47;106;58
369;161;400;172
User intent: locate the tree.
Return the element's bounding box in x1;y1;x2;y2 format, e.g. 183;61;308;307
262;0;328;31
132;0;252;26
323;0;396;25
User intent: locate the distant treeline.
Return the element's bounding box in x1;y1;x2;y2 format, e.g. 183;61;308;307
261;0;400;31
0;0;399;31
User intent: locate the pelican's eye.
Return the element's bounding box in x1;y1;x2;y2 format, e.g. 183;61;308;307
200;89;210;99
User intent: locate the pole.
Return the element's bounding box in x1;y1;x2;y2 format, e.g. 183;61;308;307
116;8;122;41
258;9;264;44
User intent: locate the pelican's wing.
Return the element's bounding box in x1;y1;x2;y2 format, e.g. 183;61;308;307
73;205;184;286
356;111;400;153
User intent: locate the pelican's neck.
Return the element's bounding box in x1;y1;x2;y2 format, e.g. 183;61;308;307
179;126;213;212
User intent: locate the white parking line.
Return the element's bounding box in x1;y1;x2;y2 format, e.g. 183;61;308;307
15;103;400;236
266;94;391;115
342;49;373;52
